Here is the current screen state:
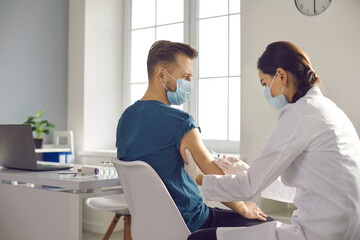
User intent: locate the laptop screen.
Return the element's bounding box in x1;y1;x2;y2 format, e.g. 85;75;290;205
0;124;38;169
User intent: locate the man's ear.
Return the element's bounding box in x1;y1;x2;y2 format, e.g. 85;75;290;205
154;66;165;83
276;68;289;86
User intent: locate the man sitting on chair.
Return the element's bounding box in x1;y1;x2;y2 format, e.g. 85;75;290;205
116;40;271;234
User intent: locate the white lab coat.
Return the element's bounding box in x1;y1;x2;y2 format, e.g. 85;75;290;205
203;87;360;240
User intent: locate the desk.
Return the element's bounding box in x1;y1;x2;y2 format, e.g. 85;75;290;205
0;166;121;240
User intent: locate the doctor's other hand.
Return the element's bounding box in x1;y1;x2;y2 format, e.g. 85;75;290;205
213;155;249;175
196;173;204;185
240;202;268;221
184;149;203;182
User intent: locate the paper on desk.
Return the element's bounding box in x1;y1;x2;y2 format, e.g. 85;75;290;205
261;176;295;203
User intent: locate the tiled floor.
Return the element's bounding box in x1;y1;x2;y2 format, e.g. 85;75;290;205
82;230;124;240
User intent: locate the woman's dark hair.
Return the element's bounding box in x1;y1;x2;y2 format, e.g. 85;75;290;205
257;41;320;103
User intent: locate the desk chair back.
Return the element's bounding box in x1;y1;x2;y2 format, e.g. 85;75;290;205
53;130;74;153
112;159;191;240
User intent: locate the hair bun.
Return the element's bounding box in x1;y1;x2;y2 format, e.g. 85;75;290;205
307;69;318;85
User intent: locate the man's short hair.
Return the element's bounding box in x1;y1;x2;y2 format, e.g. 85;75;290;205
147;40;198;79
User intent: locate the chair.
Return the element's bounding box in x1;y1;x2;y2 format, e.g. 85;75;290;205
53;130;75;163
86;194;132;240
53;130;75;154
111;158;191;240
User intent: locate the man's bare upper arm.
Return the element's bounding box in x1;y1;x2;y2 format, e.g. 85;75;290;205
180;128;224;175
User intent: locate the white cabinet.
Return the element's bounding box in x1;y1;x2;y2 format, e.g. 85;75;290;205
35;130;75;164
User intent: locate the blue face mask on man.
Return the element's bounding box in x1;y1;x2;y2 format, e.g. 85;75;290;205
263;73;289;110
162;69;192;105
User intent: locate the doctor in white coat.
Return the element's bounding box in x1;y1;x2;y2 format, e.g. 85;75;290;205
192;41;360;240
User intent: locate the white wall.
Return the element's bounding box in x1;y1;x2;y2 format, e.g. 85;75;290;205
84;0;123;150
240;0;360;163
68;0;86;160
68;0;123;161
0;0;68;140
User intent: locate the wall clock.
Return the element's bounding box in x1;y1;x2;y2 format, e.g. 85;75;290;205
295;0;334;16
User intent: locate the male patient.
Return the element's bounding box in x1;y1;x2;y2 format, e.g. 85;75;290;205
116;40;270;234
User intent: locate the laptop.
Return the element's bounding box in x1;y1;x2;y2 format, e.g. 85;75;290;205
0;124;72;171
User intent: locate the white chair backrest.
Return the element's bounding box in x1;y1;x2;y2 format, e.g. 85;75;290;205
111;159;191;240
53;130;74;153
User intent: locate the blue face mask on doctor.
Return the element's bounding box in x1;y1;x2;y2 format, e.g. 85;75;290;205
162;69;192;106
263;73;289;110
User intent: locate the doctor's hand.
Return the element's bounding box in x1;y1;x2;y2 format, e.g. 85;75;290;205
184;149;203;182
240;202;268;221
196;173;204;185
213;155;249;175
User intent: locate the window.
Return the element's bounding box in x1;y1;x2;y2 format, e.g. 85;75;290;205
123;0;240;153
123;0;184;108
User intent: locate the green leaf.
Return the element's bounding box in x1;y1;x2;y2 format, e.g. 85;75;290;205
24;110;56;136
35;110;45;118
23;120;36;125
40;120;49;125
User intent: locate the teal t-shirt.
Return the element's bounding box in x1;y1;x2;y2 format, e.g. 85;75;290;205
116;100;209;232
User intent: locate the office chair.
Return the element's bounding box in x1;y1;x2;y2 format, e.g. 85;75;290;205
111;158;191;240
86;194;132;240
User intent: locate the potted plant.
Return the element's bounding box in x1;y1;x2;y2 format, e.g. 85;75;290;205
23;110;56;149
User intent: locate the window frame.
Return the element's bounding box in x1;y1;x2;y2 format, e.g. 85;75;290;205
122;0;240;153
